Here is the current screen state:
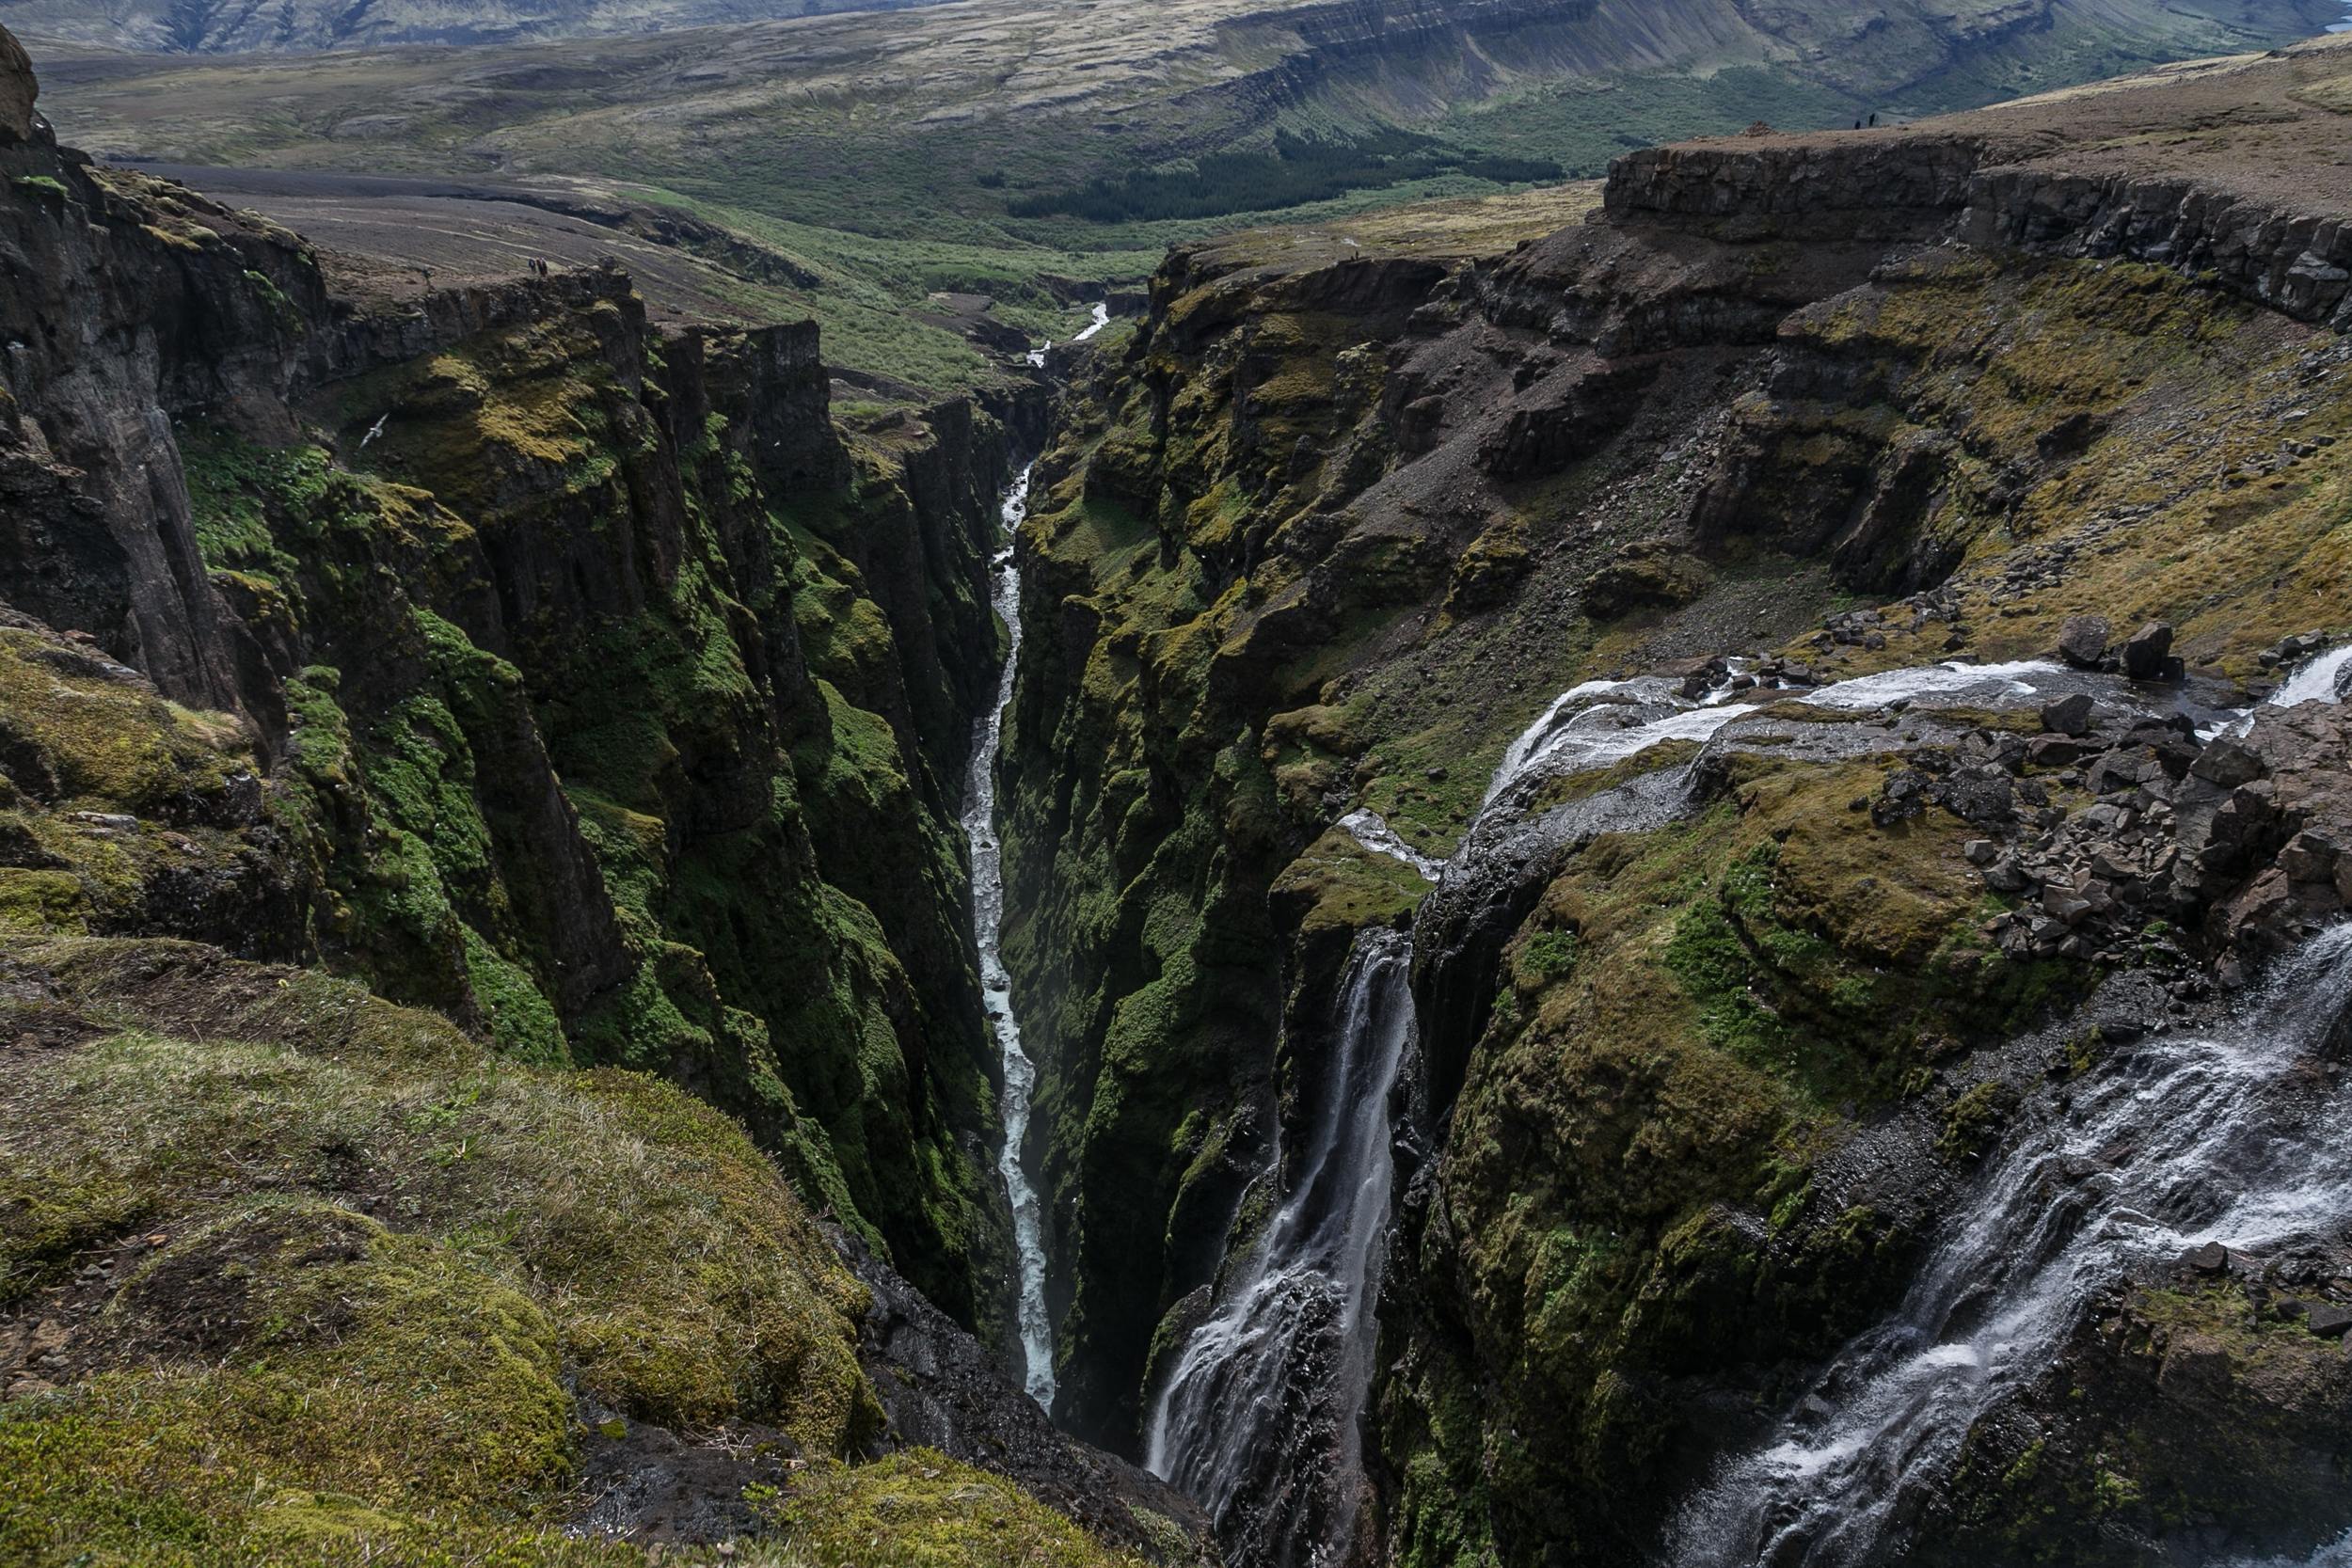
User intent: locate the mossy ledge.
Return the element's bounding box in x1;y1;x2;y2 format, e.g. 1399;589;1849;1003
0;934;1154;1567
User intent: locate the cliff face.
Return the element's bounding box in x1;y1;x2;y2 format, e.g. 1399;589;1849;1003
1005;35;2352;1566
0;51;1017;1337
0;27;1238;1563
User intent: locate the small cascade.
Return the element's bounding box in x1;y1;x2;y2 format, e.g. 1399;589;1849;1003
1336;807;1444;882
1025;302;1113;367
1144;928;1418;1568
1668;924;2352;1568
2269;643;2352;710
961;463;1056;1405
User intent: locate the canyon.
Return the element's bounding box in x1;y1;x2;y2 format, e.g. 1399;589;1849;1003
3;13;2352;1568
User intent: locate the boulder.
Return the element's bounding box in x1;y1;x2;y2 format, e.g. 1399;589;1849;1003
2025;735;2097;768
2040;693;2093;736
2190;738;2265;788
1983;855;2032;894
1872;768;1930;826
2058;615;2110;669
2182;1241;2231;1274
2120;621;2174;680
2279;830;2340;886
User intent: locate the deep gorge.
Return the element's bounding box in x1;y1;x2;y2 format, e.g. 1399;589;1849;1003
8;19;2352;1568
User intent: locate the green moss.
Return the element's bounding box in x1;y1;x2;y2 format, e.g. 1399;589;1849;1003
5;942;882;1452
0;628;252;817
1937;1078;2016;1162
764;1451;1146;1568
1268;828;1429;935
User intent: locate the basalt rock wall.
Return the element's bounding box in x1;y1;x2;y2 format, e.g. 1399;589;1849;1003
0;36;1021;1343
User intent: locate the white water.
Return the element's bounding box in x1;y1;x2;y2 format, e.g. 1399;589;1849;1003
1336;807;1444;881
1480;659;2066;817
1024;302;1113;367
2269;644;2352;709
1479;678;1634;806
1804;658;2059;710
1144;928;1418;1568
961;463;1056;1405
2212;643;2349;738
1669;924;2352;1567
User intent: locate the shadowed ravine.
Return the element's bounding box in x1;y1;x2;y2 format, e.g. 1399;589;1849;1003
1144;927;1416;1568
964;463;1057;1405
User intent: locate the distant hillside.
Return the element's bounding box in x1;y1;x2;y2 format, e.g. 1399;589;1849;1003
27;0;2341;395
0;0;952;53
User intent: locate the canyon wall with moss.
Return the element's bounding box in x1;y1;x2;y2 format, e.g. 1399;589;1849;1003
0;28;1241;1563
0;54;1024;1343
1004;38;2352;1565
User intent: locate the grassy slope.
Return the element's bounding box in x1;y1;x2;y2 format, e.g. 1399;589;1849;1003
0;937;1138;1568
0;589;1136;1567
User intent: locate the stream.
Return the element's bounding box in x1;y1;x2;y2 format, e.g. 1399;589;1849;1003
962;463;1056;1404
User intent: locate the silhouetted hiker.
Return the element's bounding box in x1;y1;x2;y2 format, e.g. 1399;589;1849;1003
1868;112;1878;127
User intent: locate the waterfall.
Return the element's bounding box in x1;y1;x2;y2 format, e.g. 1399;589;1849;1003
962;462;1055;1405
1668;923;2352;1568
1143;654;2229;1564
1141;673;1675;1562
1143;928;1418;1568
2269;644;2352;710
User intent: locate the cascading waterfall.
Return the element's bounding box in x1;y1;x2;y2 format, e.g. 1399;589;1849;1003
1144;666;1720;1563
2268;644;2352;709
1144;649;2307;1564
961;462;1055;1405
1144;927;1419;1568
1668;922;2352;1568
1146;655;2107;1565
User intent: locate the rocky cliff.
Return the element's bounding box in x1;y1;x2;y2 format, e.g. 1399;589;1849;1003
1003;33;2352;1567
0;28;1218;1564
